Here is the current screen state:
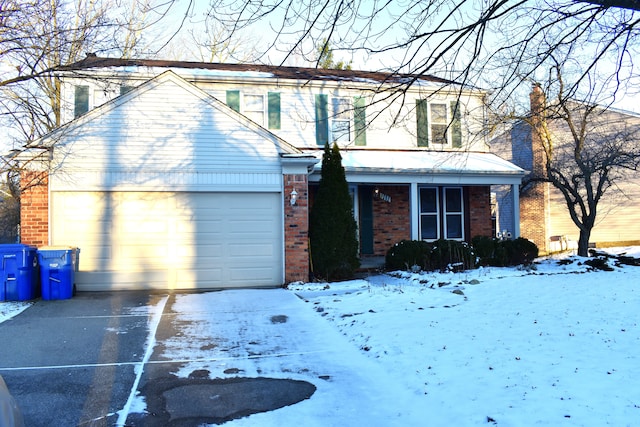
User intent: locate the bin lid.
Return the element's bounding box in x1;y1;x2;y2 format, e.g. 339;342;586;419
38;246;77;251
0;244;36;252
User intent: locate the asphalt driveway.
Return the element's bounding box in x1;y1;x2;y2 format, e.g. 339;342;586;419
0;290;324;427
0;291;163;426
0;289;424;427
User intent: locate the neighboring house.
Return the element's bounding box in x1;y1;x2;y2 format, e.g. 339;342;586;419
492;85;640;254
19;55;524;291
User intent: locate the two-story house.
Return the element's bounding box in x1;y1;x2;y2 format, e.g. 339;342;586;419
492;84;640;254
20;55;524;291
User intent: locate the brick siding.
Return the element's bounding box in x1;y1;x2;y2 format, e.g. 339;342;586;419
20;171;49;247
371;185;411;256
520;182;549;253
283;174;310;283
468;185;493;239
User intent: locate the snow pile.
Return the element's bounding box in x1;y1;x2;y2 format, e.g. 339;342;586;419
0;301;30;323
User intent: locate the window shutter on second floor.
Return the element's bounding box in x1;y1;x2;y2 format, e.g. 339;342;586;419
354;96;367;146
226;90;240;112
268;92;281;130
74;85;89;118
416;99;429;147
450;100;462;148
315;94;329;145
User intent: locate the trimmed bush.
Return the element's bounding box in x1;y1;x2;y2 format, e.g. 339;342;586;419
504;237;539;266
472;236;539;267
428;239;476;272
470;235;496;265
385;239;432;271
385;239;475;272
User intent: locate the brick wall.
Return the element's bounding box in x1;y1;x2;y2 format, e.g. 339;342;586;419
371;185;411;256
283;174;310;283
520;182;549;253
20;171;49;247
468;185;493;239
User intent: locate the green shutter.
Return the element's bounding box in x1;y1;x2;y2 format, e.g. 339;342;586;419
268;92;281;129
450;100;462;148
74;85;89;118
120;85;134;96
416;99;429;147
315;94;329;145
226;90;240;112
354;96;367;146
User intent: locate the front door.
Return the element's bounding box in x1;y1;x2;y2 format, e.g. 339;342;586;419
359;186;374;255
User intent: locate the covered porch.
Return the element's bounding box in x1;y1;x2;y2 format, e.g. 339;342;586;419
308;149;525;260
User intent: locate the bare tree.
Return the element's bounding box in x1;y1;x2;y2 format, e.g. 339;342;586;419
528;66;640;256
0;0;179;240
0;0;172;142
192;1;638;108
160;20;261;63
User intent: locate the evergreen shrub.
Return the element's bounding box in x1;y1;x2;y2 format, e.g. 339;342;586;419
385;239;475;272
471;236;539;266
385;239;433;271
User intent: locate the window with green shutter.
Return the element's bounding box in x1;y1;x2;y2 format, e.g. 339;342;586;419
226;90;240;112
315;94;329;145
74;85;89;118
268;92;281;129
416;99;429;147
120;85;134;96
416;99;463;147
450;100;462;148
354;97;367;146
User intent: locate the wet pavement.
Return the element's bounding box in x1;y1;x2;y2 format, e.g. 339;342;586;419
0;291;316;426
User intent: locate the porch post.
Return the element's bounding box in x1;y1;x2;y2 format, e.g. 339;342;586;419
512;183;520;238
410;182;419;240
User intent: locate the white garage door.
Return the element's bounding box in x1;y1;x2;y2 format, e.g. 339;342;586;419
51;192;283;291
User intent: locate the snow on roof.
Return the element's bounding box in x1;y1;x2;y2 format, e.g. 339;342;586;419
118;66;276;79
58;56;457;87
318;150;523;173
309;149;525;184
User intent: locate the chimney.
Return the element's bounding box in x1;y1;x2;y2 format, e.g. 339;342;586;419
530;83;545;121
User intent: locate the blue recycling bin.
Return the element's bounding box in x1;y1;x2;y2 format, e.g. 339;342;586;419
0;244;39;301
37;246;78;300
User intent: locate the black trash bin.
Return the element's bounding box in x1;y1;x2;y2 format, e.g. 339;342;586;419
0;244;39;301
38;246;79;300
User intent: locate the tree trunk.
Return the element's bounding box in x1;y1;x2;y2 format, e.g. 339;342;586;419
577;229;591;257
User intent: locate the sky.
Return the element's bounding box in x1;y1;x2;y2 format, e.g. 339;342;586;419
156;0;639;114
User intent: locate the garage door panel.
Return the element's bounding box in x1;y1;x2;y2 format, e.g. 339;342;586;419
52;191;283;290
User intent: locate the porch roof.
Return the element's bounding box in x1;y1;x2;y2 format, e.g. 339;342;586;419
308;149;525;185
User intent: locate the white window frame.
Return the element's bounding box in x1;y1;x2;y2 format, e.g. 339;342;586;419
443;187;464;240
331;97;352;143
419;186;465;241
242;93;265;125
429;102;451;147
419;187;440;240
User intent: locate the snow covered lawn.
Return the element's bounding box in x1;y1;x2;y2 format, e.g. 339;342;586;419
1;248;639;426
292;248;640;426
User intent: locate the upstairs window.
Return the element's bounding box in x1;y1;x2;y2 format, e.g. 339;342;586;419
315;95;367;145
331;97;351;142
244;94;265;125
416;100;462;148
226;90;280;129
